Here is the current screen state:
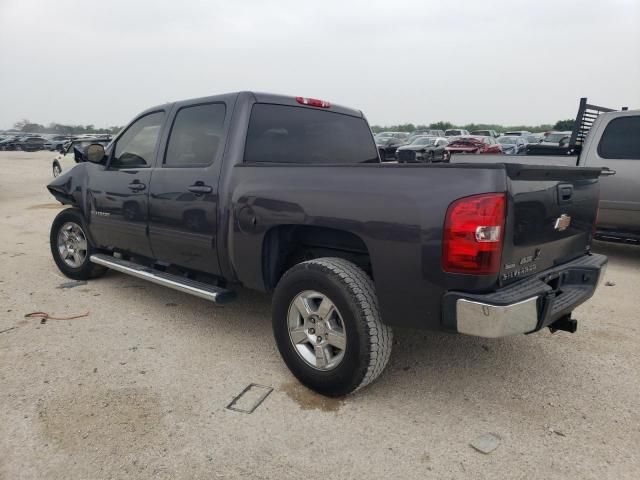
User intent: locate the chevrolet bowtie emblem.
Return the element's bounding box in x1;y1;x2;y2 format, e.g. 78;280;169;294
554;214;571;231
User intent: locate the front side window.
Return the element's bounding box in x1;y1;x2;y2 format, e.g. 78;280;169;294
111;111;164;168
164;103;226;167
244;104;378;164
598;116;640;160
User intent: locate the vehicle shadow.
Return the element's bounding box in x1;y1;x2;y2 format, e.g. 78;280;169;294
591;240;640;267
187;283;588;412
96;265;621;411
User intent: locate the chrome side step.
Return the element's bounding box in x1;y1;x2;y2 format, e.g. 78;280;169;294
90;253;236;304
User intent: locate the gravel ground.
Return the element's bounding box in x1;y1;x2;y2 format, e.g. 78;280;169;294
1;151;639;479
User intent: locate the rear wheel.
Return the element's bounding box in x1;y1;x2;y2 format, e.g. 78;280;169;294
50;209;107;280
379;149;386;162
427;151;435;162
272;258;393;396
52;161;62;177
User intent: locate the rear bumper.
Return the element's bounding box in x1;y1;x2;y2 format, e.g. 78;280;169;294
442;253;607;338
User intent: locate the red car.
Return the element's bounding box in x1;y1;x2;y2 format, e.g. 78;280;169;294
444;136;502;160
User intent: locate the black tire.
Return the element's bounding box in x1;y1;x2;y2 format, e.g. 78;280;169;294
50;208;107;280
52;161;62;177
272;258;393;396
427;151;435;162
379;149;386;162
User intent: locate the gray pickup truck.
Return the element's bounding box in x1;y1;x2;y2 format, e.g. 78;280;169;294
491;100;640;244
47;92;607;396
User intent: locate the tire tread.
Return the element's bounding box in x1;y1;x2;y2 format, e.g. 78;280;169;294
296;258;393;392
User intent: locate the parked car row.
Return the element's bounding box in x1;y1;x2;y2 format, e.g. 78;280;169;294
0;135;47;151
373;128;571;162
0;133;112;152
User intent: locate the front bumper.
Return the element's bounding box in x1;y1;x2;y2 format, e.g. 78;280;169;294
442;253;607;338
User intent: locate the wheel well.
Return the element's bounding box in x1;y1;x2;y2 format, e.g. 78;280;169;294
262;225;371;291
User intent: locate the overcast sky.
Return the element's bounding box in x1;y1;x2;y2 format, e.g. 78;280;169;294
0;0;638;129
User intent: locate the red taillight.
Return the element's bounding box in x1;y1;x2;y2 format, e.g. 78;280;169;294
442;193;506;274
296;96;331;108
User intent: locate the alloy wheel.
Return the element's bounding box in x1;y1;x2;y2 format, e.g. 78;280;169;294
287;290;347;370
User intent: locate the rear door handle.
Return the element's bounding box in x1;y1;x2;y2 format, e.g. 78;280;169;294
188;183;213;194
128;181;146;191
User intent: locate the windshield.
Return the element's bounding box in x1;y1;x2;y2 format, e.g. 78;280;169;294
410;137;435;146
498;137;517;145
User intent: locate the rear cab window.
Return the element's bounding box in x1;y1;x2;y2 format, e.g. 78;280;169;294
244;104;378;164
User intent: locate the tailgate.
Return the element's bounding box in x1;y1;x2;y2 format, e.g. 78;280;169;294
500;164;602;285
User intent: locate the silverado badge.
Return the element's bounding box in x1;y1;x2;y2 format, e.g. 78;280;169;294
554;214;571;232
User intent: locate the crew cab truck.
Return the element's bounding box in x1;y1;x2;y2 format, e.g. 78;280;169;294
47;92;607;396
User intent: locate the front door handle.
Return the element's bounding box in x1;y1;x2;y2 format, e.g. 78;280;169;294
188;183;213;195
128;181;146;191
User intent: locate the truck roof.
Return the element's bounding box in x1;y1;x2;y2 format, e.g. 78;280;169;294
143;91;364;119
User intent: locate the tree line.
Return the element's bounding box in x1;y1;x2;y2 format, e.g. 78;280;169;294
9;119;122;135
10;117;576;136
370;119;575;134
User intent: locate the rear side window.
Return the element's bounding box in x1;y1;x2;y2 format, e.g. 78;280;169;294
244;104;378;164
598;116;640;159
164;103;226;167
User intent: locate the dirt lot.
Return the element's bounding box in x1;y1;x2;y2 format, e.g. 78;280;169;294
0;151;639;479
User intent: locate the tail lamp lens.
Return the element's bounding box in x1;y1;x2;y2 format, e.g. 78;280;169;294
442;193;506;274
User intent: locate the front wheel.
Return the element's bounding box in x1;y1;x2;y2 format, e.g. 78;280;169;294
52;161;62;177
50;208;107;280
272;258;393;396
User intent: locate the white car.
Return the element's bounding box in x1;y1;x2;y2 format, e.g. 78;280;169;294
51;139;110;177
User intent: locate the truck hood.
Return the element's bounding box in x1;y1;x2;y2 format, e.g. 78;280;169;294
47;162;88;208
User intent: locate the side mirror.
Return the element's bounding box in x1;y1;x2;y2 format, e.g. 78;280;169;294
84;143;105;163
